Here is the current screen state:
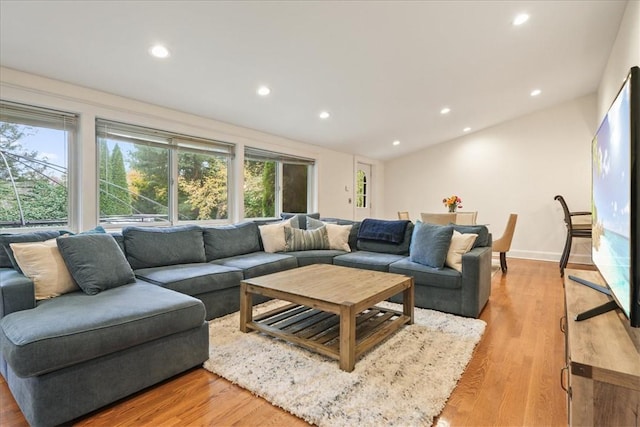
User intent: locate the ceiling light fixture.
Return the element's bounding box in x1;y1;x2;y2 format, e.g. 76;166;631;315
513;13;530;26
392;140;400;146
440;107;451;115
530;89;542;97
463;127;471;132
257;86;271;96
319;111;330;119
149;44;170;58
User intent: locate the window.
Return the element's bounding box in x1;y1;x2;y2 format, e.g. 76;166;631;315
356;169;367;208
96;120;233;225
244;148;314;218
0;101;77;229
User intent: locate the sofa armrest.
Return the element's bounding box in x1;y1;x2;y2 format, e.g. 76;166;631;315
460;246;492;317
0;269;36;318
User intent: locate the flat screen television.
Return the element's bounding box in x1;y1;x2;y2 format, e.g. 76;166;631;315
571;66;639;328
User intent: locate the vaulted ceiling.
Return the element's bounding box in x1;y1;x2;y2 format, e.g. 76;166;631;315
0;1;628;159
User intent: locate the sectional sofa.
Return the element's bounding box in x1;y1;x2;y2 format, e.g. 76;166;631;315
0;215;491;426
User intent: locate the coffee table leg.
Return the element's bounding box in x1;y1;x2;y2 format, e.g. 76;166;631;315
404;279;415;324
240;282;252;333
339;304;356;372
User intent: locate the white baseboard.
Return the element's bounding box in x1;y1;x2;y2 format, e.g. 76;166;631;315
499;249;593;265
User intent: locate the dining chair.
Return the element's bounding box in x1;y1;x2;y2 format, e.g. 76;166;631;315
554;195;592;277
455;211;478;225
397;211;410;220
492;213;518;273
420;212;456;225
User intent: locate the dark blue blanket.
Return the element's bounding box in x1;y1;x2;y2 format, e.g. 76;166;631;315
357;219;409;244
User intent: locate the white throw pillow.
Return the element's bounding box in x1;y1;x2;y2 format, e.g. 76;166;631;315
10;238;79;300
325;223;352;252
259;219;292;253
445;231;478;272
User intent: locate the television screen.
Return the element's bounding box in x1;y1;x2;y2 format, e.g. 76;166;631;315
591;66;639;327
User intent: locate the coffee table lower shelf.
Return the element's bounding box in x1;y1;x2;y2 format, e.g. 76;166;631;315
245;303;411;369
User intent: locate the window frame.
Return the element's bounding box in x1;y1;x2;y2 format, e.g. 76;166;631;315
95;119;234;228
243;147;315;219
0;100;78;231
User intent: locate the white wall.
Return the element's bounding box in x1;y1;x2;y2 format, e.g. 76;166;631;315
383;94;597;263
0;67;383;229
597;0;640;119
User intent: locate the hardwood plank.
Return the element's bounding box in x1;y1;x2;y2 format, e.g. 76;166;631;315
0;258;570;426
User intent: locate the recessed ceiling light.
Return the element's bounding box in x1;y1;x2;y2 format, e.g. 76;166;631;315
530;89;542;97
392;140;400;146
440;107;451;115
149;44;170;58
513;13;529;26
463;127;471;132
257;86;271;96
319;111;330;119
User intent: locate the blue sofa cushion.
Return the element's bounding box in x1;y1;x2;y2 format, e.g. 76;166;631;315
333;251;406;272
409;222;454;269
203;222;261;261
389;258;462;289
135;263;243;295
356;222;414;255
0;282;205;377
451;224;490;248
123;225;205;270
0;231;63;271
56;234;136;295
211;252;297;279
280;212;320;230
285;249;348;266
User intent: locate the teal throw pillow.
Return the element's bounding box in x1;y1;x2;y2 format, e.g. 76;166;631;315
409;222;454;269
56;233;136;295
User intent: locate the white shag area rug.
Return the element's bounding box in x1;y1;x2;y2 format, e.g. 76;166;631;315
203;301;486;427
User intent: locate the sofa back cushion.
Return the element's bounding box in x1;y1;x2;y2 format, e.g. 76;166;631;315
123;225;205;270
280;212;320;230
0;230;63;271
356;221;414;255
203;222;261;261
451;224;490;248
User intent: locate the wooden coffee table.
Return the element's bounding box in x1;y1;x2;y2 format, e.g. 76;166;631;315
239;264;414;372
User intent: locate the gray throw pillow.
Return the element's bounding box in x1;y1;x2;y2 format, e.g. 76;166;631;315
409;222;454;269
284;226;329;251
0;230;63;272
56;234;136;295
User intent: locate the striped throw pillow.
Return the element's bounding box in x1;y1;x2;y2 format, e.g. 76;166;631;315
284;226;329;251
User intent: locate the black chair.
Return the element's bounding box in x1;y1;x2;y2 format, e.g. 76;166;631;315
554;195;592;277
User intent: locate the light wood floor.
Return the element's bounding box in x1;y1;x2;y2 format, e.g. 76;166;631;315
0;258;577;426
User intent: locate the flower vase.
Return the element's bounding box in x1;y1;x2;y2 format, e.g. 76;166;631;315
448;206;457;213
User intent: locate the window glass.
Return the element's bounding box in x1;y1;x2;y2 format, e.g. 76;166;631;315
96;119;232;225
244;159;276;218
0;102;76;229
244;148;314;218
283;163;308;213
178;151;228;220
98;139;170;224
356;169;367;208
